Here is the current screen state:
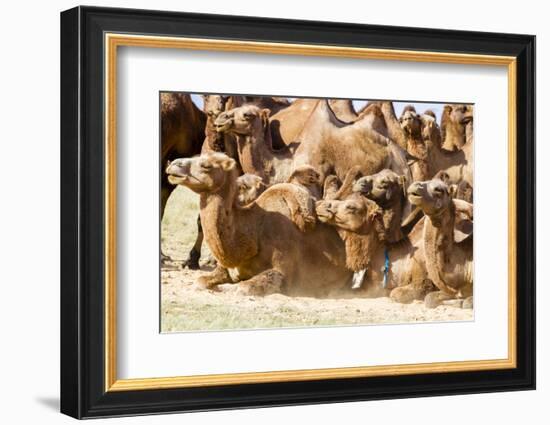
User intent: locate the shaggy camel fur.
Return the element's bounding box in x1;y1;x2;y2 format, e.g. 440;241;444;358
316;186;433;301
407;179;473;308
160;92;206;266
166;153;351;296
293;100;411;185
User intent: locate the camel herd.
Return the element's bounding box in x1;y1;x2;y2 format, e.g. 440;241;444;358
161;93;474;309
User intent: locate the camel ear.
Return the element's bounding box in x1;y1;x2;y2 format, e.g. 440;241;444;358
397;175;407;197
261;108;271;127
453;199;473;243
323;175;340;200
218;157;236;171
449;184;458;199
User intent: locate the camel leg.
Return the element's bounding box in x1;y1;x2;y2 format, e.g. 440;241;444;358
237;269;285;296
424;290;455;309
198;264;232;289
462;296;474;309
390;279;436;304
181;215;203;270
160;185;173;264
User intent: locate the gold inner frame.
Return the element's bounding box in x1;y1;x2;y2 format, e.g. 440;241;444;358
104;33;517;392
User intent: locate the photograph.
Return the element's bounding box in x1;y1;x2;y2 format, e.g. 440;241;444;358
160;94;474;332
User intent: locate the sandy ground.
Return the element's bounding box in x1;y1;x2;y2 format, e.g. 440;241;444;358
161;186;473;333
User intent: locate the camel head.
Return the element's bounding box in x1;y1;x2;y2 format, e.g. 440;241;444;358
202;94;231;119
288;165;321;187
213;104;270;137
399;106;422;137
407;179;453;216
165;152;237;193
316;194;382;234
441;104;474;149
352;169;405;206
235;173;266;206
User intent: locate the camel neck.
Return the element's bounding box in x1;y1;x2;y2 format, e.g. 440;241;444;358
199;172;257;267
443;123;466;149
235;133;292;184
423;204;459;295
340;227;383;272
235;134;273;182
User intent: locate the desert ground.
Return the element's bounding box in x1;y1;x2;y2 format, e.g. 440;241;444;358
161;186;473;333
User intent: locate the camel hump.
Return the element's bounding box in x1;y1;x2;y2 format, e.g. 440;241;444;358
257;183;316;232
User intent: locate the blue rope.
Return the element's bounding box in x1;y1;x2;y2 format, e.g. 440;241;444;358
381;249;390;289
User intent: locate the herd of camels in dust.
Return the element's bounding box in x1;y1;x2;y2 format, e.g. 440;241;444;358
162;93;474;310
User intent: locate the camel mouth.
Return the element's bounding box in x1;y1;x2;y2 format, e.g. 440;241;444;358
167;173;202;186
214;120;233;133
315;207;334;222
167;175;187;185
408;194;423;205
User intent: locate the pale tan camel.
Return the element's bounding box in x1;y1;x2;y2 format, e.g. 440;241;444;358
441;104;474;151
407;179;473;308
165;153;351;296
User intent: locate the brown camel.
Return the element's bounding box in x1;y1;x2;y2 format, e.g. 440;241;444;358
165;152;351;296
316;180;433;301
214;105;295;184
422;112;473;185
441;104;474;151
371;102;431;181
352;169;408;243
235;173;267;207
160;92;206;266
407;179;473;308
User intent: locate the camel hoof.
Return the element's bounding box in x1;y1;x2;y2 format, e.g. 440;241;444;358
389;287;415;304
183;248;201;270
237;270;284;296
462;296;474;309
202;255;218;268
197;265;232;289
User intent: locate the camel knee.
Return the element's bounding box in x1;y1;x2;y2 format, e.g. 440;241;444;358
424;291;454;309
238;269;284;296
198;265;232;289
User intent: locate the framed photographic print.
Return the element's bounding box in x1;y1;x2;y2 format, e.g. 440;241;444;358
60;6;535;419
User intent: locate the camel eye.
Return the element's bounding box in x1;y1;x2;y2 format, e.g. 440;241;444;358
200;162;212;170
243;112;253;120
433;187;444;196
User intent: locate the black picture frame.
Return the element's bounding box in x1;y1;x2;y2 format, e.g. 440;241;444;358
60;5;536;419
